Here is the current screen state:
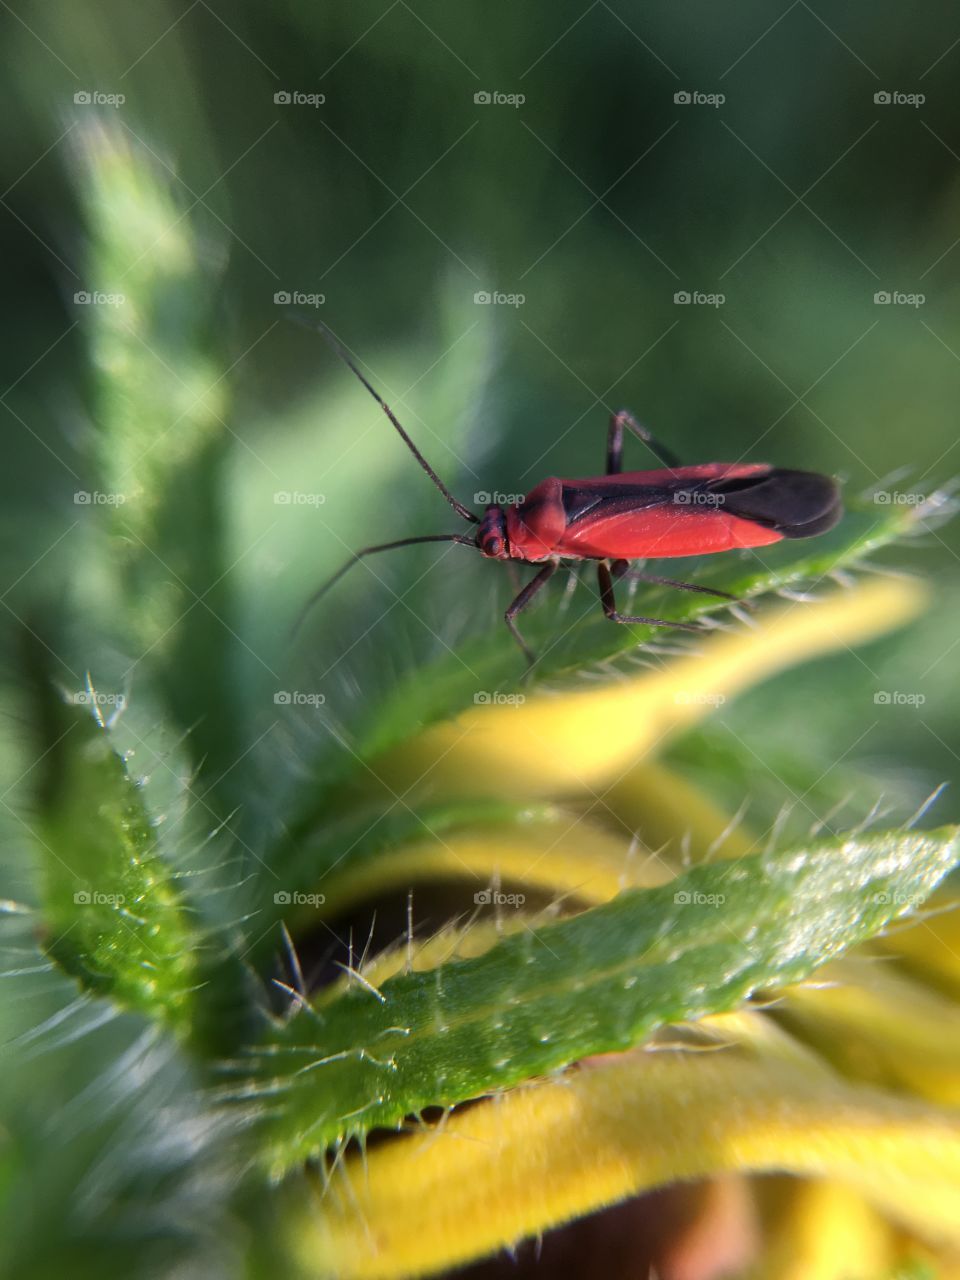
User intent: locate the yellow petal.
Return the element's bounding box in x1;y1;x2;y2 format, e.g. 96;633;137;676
312;810;671;919
755;1179;896;1280
600;758;756;861
776;956;960;1106
289;1041;960;1279
876;892;960;998
375;578;926;799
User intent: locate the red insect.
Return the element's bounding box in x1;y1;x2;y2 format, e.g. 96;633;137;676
299;323;842;665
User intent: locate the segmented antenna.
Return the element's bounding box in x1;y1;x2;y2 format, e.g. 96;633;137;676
293;314;479;524
290;532;476;640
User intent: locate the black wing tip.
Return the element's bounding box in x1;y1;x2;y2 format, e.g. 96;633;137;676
769;470;843;539
714;468;843;538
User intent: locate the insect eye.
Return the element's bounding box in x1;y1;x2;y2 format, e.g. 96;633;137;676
486;537;501;556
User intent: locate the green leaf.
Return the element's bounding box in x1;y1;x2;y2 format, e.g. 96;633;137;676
244;825;960;1175
37;695;199;1035
71;122;241;806
74;122;226;558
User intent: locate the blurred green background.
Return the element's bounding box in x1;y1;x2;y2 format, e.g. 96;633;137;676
5;2;960;502
3;0;959;820
5;10;960;645
2;4;960;1276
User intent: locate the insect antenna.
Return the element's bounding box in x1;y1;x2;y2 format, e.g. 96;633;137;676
291;313;479;524
290;532;477;640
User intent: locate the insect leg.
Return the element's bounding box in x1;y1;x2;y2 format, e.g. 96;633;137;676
607;409;683;474
504;561;559;667
597;561;702;631
611;564;740;603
